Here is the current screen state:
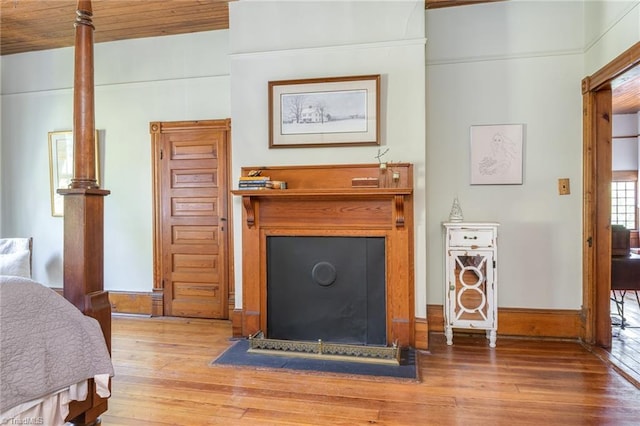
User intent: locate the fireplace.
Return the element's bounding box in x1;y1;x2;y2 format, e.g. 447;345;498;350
267;236;386;345
232;163;415;347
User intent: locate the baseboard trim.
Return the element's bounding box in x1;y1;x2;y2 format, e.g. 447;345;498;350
427;304;582;339
109;291;153;315
51;288;581;341
51;288;154;315
151;288;164;316
232;308;244;338
414;317;428;350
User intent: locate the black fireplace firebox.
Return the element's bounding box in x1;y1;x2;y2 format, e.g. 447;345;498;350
266;236;386;346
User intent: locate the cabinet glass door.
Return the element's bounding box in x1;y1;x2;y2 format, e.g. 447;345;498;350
448;250;495;327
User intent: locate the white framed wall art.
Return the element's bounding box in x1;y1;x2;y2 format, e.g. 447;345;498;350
470;124;524;185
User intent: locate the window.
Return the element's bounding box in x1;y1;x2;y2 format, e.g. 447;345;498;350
611;171;638;230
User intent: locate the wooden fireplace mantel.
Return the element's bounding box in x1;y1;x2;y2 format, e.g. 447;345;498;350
232;163;415;347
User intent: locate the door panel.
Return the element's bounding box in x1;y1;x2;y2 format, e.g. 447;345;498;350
153;120;230;319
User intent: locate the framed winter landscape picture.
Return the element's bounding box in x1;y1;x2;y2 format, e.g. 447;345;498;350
470;124;524;185
269;75;380;148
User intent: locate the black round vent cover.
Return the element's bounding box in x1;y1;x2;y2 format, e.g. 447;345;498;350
311;261;337;286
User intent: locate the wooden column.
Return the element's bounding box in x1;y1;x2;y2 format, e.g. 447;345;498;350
58;2;110;423
70;0;99;190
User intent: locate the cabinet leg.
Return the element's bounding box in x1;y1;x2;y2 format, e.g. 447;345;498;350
445;326;453;345
488;329;497;348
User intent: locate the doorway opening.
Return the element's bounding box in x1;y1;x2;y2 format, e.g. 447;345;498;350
582;42;640;385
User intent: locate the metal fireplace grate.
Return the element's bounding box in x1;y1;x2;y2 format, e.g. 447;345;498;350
248;331;400;365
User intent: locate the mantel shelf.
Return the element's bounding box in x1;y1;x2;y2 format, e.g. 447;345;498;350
231;188;412;197
232;188;412;228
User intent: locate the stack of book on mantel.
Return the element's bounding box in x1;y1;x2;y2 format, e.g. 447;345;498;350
238;175;271;190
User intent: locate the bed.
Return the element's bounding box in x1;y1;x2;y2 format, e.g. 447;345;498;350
0;276;113;425
1;1;113;424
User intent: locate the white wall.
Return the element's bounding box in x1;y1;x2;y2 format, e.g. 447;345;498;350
1;30;231;290
584;0;639;75
426;1;586;309
229;0;427;314
613;113;639;171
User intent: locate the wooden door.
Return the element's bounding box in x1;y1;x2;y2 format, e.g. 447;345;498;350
151;120;231;319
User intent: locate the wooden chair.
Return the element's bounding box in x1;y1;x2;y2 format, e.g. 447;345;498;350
611;224;630;256
610;225;640;328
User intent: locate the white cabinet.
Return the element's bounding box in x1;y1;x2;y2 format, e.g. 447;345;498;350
442;222;499;347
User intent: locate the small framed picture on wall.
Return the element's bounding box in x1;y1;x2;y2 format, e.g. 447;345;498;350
470;124;524;185
48;130;100;216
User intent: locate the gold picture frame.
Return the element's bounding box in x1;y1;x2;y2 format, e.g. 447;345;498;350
48;130;100;217
268;74;380;148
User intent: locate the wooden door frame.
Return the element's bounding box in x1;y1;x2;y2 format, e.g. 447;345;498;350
582;42;640;347
150;119;234;318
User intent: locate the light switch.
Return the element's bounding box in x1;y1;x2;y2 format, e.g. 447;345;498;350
558;178;570;195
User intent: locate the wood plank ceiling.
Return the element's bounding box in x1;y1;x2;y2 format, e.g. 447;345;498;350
1;0;638;114
612;64;640;116
0;0;231;55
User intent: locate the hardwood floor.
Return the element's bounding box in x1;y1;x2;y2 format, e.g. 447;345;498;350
610;290;640;384
100;315;640;426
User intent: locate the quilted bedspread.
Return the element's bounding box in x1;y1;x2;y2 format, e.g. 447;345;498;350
0;275;114;412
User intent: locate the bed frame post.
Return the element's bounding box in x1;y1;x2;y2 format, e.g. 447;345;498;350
58;1;111;424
